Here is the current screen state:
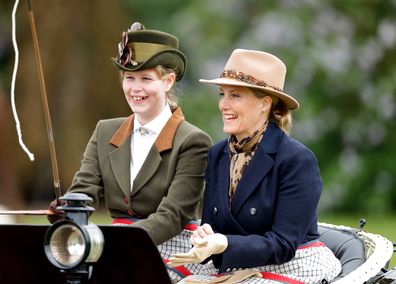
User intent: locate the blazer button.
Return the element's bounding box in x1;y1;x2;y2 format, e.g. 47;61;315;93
213;207;218;215
249;208;257;216
128;210;133;216
124;196;129;204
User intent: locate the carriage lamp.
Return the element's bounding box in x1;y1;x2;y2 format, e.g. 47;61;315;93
44;193;104;282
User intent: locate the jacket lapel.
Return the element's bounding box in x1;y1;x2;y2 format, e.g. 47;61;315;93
218;147;231;206
131;148;161;196
154;107;184;152
230;123;283;215
109;116;134;197
214;145;250;234
131;107;185;195
109;138;132;197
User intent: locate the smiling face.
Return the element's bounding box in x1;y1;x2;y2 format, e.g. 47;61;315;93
218;85;272;140
122;68;175;125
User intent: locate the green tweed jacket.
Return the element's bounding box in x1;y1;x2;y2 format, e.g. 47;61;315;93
68;107;212;245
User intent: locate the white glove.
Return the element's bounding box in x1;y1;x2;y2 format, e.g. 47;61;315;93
168;233;228;267
191;223;214;245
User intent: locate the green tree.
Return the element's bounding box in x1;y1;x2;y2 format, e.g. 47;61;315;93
1;0;395;214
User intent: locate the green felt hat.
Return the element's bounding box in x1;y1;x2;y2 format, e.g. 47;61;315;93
111;22;186;81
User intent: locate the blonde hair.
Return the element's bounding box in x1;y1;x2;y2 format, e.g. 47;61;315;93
269;101;293;134
119;65;179;109
155;65;178;108
254;89;293;134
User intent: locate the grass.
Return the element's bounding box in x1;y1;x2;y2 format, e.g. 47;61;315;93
13;211;396;268
13;209;112;225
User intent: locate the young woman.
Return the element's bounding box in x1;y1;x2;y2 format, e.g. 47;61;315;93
169;49;341;283
48;22;212;282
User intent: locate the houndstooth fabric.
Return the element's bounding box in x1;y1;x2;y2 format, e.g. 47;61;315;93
159;227;204;283
176;243;341;284
179;273;287;284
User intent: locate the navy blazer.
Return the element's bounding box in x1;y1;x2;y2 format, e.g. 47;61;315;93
202;122;322;273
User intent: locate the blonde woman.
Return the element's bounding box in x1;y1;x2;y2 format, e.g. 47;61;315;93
169;49;341;283
48;22;212;283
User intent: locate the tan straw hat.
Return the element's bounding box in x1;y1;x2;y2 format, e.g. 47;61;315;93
199;49;299;110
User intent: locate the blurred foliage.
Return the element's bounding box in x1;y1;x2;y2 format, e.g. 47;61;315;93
0;0;395;215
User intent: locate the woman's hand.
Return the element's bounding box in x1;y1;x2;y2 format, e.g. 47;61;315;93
191;223;214;245
47;199;65;224
168;233;228;267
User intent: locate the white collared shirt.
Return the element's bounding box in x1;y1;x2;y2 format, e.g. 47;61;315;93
130;105;172;192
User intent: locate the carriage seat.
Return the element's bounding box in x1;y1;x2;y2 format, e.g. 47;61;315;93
318;225;366;279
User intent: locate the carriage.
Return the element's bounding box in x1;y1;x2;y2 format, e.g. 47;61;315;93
318;221;396;283
0;195;396;284
3;2;395;283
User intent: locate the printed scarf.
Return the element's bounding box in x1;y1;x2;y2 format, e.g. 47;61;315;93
228;121;268;201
